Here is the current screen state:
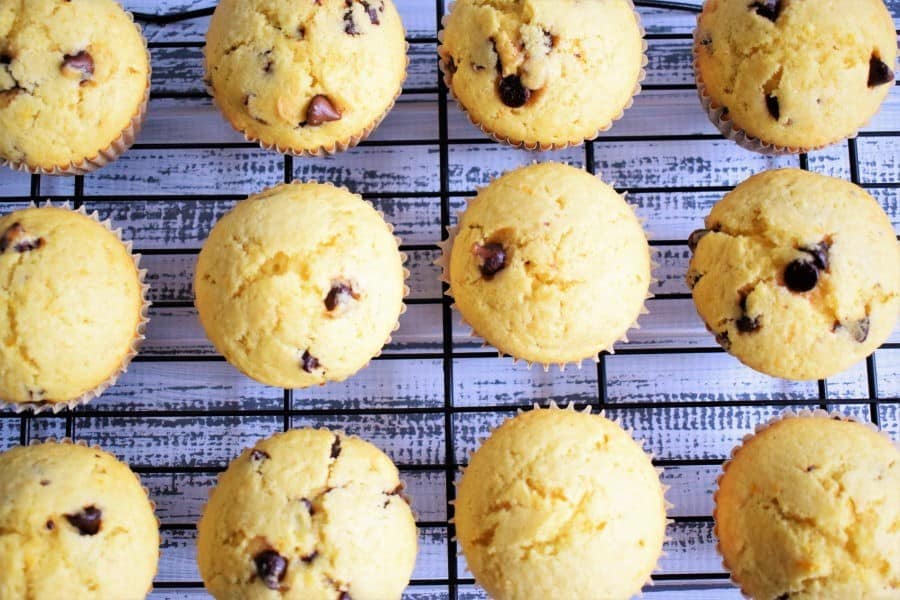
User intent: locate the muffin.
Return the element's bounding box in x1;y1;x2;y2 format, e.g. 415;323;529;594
687;169;900;380
204;0;408;156
197;428;417;599
715;411;900;599
454;404;668;600
443;162;651;366
439;0;645;149
0;0;150;174
194;182;407;388
0;440;160;599
694;0;897;153
0;206;148;412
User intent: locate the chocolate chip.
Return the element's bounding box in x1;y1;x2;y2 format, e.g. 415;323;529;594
301;550;318;563
306;94;341;126
250;449;270;461
805;465;817;472
40;479;50;486
751;0;782;22
687;229;711;253
324;280;359;311
472;242;507;279
45;520;54;530
262;50;274;73
765;94;780;120
784;259;818;293
330;436;342;459
65;506;102;536
799;242;829;271
254;550;288;591
364;0;382;25
1;223;45;253
300;498;314;514
715;330;731;351
446;56;458;74
868;55;894;87
498;75;530;108
775;594;790;600
736;315;760;333
0;54;10;65
344;9;360;35
338;593;352;600
686;270;703;289
297;25;306;39
62;51;94;82
543;29;556;53
300;350;320;373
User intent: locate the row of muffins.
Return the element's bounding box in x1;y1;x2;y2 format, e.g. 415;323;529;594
1;408;897;599
1;162;898;411
1;0;896;175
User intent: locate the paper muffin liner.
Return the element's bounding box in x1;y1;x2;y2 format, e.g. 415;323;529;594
437;1;647;151
18;438;161;593
712;408;898;598
2;201;150;414
203;40;410;158
435;173;653;371
450;400;673;589
0;12;150;175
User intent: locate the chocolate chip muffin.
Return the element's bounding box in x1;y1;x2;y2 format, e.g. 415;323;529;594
0;0;150;174
454;404;668;600
687;169;900;380
694;0;897;153
0;440;160;599
197;428;417;599
0;206;147;412
715;411;900;599
444;162;651;366
204;0;408;156
194;182;407;388
439;0;645;149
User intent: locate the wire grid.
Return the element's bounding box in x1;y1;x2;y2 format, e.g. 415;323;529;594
2;0;898;596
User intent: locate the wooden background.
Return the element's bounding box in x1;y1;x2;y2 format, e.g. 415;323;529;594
1;1;898;598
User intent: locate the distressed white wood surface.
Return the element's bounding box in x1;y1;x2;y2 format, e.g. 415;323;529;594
1;1;898;599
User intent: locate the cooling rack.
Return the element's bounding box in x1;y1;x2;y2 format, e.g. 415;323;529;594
0;1;898;598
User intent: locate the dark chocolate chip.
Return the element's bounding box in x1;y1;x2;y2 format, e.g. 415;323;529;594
297;25;306;39
306;94;341;126
324;281;359;311
330;436;342;459
62;51;94;81
263;50;274;73
784;259;818;293
700;36;712;47
736;315;760;333
868;55;894;88
751;0;782;22
1;223;45;253
805;465;817;472
776;594;790;600
300;350;320;373
65;506;102;536
715;330;731;351
687;229;711;253
301;550;318;563
686;270;703;289
472;242;507;279
799;242;829;271
300;498;314;514
0;54;10;65
364;1;382;25
765;94;780;120
344;9;360;35
543;29;556;53
250;449;270;461
45;520;54;530
40;479;50;486
498;75;530;108
254;550;288;591
338;593;352;600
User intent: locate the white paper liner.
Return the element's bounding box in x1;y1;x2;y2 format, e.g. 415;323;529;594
712;408;899;598
437;0;647;150
0;11;151;175
203;26;410;158
451;401;672;590
435;167;653;370
2;201;150;414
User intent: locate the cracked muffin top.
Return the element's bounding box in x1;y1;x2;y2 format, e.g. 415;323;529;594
0;0;149;171
197;428;417;600
687;168;900;380
0;206;144;408
439;0;645;148
715;414;900;599
454;406;668;600
694;0;896;151
0;441;159;599
194;182;406;389
447;162;651;365
204;0;407;155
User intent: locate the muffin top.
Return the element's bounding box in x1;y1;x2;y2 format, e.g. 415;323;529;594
205;0;408;155
439;0;644;148
448;162;650;365
688;168;900;380
454;407;668;600
0;0;149;171
0;441;159;599
0;207;144;407
716;414;900;599
194;182;406;388
695;0;896;150
197;429;417;599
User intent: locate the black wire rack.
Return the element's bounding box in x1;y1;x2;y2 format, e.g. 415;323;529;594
2;1;898;598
